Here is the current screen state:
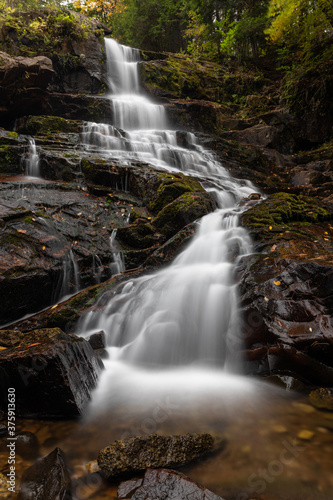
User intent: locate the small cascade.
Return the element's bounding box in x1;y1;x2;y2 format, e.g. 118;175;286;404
92;254;104;284
25;139;41;178
110;229;125;275
105;37;168;130
53;249;81;302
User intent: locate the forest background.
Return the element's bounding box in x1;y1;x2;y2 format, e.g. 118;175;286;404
1;0;333;131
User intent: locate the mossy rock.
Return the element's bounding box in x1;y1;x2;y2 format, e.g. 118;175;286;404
149;174;204;214
242;193;332;230
117;218;164;249
0;145;22;174
17;115;81;135
154;191;215;238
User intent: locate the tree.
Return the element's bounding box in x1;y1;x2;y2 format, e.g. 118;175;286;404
112;0;188;52
265;0;333;62
73;0;126;24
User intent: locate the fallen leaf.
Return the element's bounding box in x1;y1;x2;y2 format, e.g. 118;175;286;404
269;226;272;230
274;280;281;286
264;297;269;302
51;304;58;310
17;229;27;234
77;212;82;216
42;246;46;250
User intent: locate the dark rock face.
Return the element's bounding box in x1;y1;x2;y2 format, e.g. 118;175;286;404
0;51;55;126
0;328;102;418
119;469;225;500
239;192;333;386
98;433;215;480
18;447;72;500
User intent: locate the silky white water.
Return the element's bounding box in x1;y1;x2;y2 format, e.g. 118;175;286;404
79;38;262;417
25;138;40;177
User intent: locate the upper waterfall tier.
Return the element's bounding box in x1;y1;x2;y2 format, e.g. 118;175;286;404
105;38;168;130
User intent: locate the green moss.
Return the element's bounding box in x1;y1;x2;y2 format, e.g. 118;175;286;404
153;191;214;237
149;174;204;214
7;131;18;138
117;219;159;249
19;115;80;135
0;145;20;173
243;193;332;230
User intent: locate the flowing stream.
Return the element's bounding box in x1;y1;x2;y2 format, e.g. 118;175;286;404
78;38;259;406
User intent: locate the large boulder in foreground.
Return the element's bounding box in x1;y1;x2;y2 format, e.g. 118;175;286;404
18;448;72;500
0;328;102;418
98;433;215;480
118;468;225;500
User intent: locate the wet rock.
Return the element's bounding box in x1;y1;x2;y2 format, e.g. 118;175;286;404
88;331;106;350
18;447;72;500
98;433;215;480
0;51;54;90
16;431;39;460
118;478;143;499
153;192;215;239
0;186;116;324
0;51;55;127
0;328;102;418
220;121;298;154
16;115;81;136
309;388;333;411
123;468;225;500
238;192;333;388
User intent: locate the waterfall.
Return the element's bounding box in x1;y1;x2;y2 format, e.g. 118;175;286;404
78;39;260;415
25;138;40;178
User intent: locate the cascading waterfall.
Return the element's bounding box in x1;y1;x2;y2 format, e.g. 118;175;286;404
79;38;261;416
25;138;41;178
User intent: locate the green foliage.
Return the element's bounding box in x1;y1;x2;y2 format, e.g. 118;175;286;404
0;8;97;57
112;0;188;52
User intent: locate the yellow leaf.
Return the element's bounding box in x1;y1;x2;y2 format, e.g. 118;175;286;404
269;226;272;230
264;297;269;302
274;280;281;286
17;229;26;234
42;246;46;250
51;304;58;310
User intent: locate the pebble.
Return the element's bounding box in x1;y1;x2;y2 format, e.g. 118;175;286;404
297;430;315;440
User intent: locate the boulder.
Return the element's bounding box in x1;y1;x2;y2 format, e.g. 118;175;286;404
119;468;225;500
0;51;54;90
0;328;102;418
309;388;333;411
17;448;72;500
98;433;215;480
239;193;333;386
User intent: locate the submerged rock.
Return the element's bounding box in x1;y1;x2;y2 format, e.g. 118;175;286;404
0;328;102;418
98;433;215;480
18;447;72;500
309;388;333;411
119;468;225;500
